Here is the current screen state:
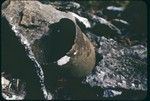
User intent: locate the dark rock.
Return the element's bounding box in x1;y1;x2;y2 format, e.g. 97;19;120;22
111;19;129;36
103;6;125;20
87;14;122;38
121;1;147;42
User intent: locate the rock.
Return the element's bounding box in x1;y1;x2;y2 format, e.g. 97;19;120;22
102;6;125;20
70;12;91;28
2;0;75;43
87;14;122;38
111;19;129;36
103;89;122;98
106;6;125;11
85;36;147;91
1;73;26;100
121;1;147;42
41;1;81;11
1;76;10;89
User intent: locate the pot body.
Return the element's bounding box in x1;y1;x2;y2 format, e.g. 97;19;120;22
32;18;96;78
61;25;96;78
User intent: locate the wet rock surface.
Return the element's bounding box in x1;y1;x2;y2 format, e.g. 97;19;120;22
1;0;147;100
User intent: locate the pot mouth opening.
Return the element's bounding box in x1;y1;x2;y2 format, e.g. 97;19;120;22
41;18;76;63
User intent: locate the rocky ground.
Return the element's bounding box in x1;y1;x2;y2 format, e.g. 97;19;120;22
1;0;147;100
